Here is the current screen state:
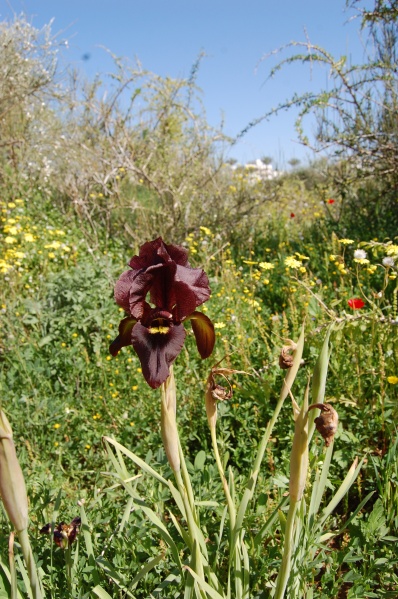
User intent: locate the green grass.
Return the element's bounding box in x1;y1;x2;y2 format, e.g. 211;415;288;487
0;190;397;598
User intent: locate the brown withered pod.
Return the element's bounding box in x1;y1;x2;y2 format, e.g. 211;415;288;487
40;516;81;549
279;339;297;369
308;403;339;447
279;339;305;369
205;364;248;429
208;368;234;401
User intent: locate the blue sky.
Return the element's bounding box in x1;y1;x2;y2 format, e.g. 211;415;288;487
1;0;371;166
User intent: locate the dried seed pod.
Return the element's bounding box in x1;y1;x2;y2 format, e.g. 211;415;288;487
205;365;247;429
308;403;338;447
279;339;297;369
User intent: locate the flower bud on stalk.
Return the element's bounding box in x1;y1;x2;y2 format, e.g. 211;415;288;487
205;374;218;430
0;411;28;532
161;366;180;472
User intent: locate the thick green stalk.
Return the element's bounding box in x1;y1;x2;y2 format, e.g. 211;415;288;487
233;390;286;543
178;436;198;522
274;501;298;599
65;545;73;595
210;424;242;598
234;325;305;542
8;533;18;599
210;425;236;530
174;469;207;599
17;529;43;599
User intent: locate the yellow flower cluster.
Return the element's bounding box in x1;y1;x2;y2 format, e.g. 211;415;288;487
259;261;274;270
386;245;398;257
1;199;73;275
285;256;303;269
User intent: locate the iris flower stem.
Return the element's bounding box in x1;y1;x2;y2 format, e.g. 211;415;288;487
178;436;198;524
210;424;242;598
273;500;298;599
17;528;43;599
65;545;73;594
8;533;17;599
173;469;206;598
210;425;236;530
234;391;286;543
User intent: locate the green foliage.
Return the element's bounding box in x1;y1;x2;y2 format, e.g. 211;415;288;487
0;6;397;597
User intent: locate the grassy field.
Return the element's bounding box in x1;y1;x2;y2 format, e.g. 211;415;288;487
0;10;398;597
1;188;397;598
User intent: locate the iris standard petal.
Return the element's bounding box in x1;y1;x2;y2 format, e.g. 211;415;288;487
129;238;189;270
147;260;177;311
128;270;156;318
131;322;186;388
188;311;215;359
109;316;137;356
114;270;139;312
172;265;211;319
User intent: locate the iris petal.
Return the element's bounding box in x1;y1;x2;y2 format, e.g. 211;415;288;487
188;311;215;359
131;322;186;388
129;238;189;270
173;265;211;319
128;271;155;318
109;316;137;356
114;271;138;312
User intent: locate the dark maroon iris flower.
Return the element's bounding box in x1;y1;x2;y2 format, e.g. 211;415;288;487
110;237;215;388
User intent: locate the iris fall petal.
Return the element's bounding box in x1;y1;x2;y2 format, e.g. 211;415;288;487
189;311;215;359
109;316;137;356
131;321;186;388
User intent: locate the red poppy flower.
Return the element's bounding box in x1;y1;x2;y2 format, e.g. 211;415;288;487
110;238;215;388
290;213;295;218
327;198;335;204
348;297;365;310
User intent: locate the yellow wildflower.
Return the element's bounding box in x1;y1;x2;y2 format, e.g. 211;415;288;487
285;256;302;269
199;226;212;236
4;237;16;244
386;244;398;257
387;376;398;385
24;233;34;242
45;241;61;250
259;261;274;270
339;238;354;245
4;226;18;235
